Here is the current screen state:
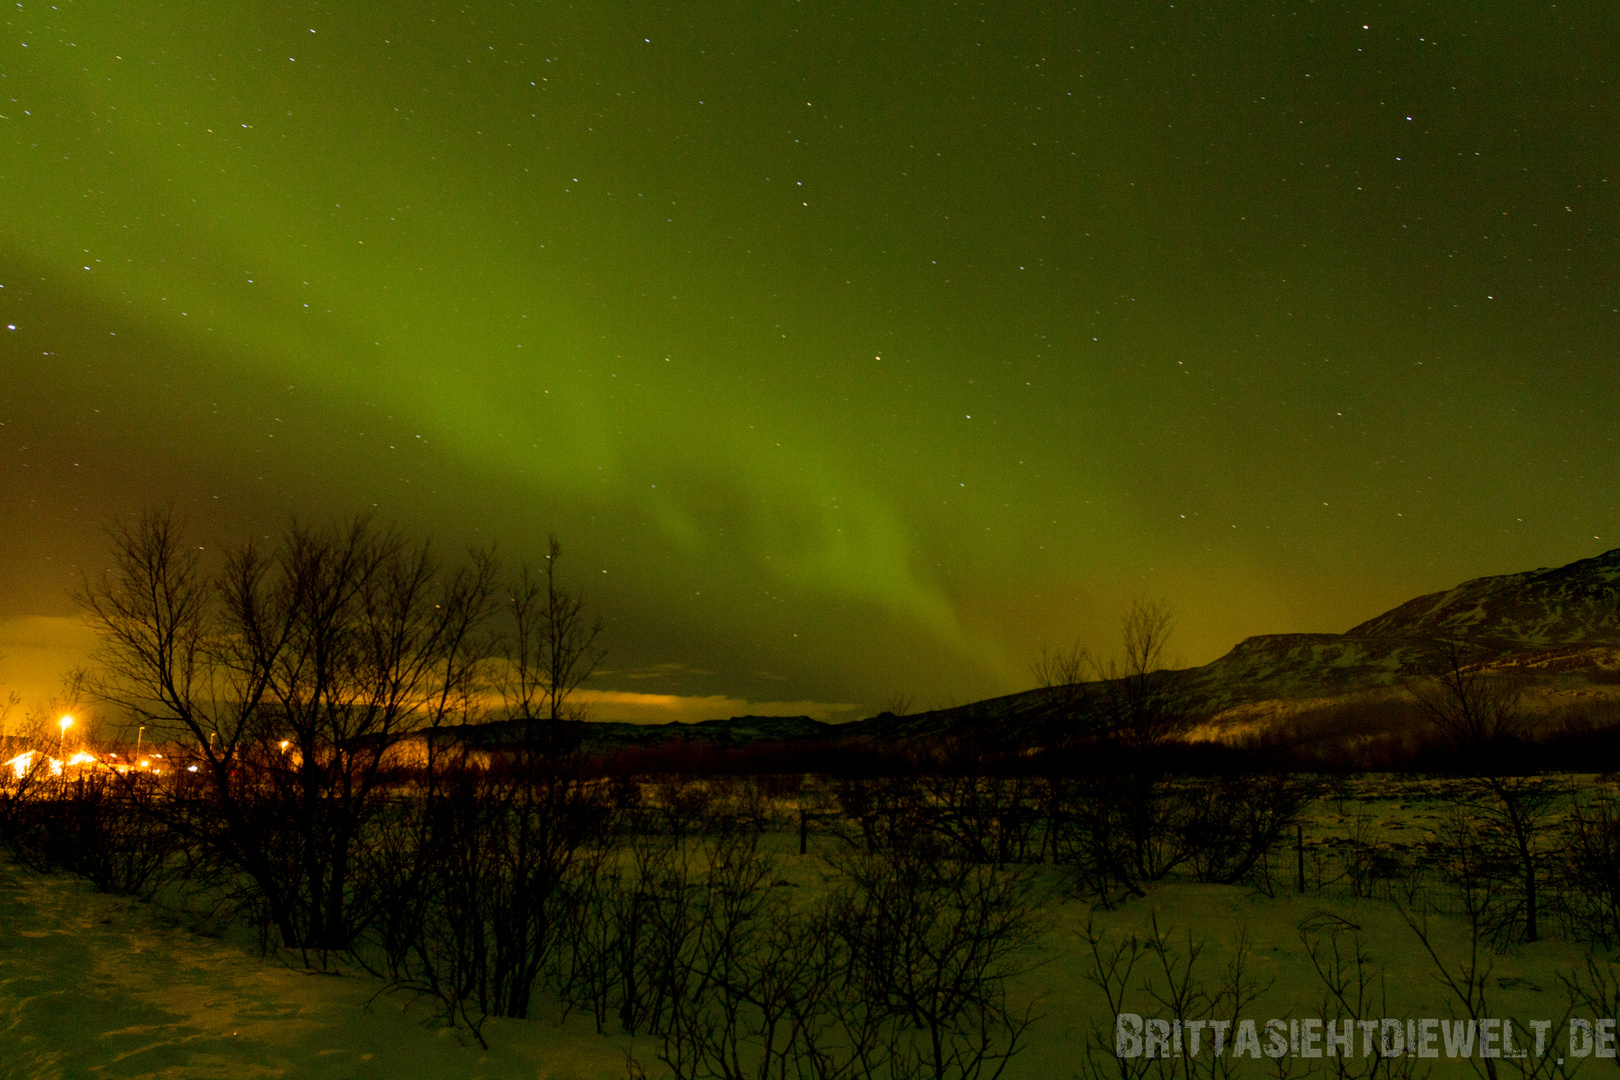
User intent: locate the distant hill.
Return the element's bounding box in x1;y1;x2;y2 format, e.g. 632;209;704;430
451;714;835;755
913;544;1620;748
1175;548;1620;717
835;547;1620;750
1346;548;1620;644
449;549;1620;755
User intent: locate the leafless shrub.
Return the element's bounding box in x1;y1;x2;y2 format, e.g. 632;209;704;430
16;771;178;898
1339;810;1413;903
1183;775;1315;887
1073;911;1268;1080
1426;806;1533;951
1555;792;1620;946
1032;640;1091;730
1058;773;1198;903
1558;952;1620;1075
1048;602;1213;901
1402;898;1579;1080
653;773;721;837
1298;924;1423;1080
1413;640;1562;944
924;773;1042;866
756;772;805;801
363;744;611;1042
881;692;918;718
1340;810;1379;899
0;711;56;854
588;826;1046;1080
829;775;932;855
558;826;682;1035
828;846;1046;1080
708;774;779;834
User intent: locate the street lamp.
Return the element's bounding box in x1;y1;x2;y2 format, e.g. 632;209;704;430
58;715;73;758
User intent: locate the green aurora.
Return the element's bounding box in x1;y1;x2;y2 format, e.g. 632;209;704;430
1;2;1616;718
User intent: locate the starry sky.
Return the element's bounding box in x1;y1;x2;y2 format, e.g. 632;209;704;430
1;1;1616;723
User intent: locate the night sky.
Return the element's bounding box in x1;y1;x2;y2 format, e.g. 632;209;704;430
2;2;1616;722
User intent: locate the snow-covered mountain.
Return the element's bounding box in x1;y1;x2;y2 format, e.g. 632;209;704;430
1346;548;1620;645
843;548;1620;748
1177;548;1620;711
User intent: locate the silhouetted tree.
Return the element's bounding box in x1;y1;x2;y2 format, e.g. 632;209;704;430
1030;640;1090;724
1412;639;1556;944
504;535;607;729
79;508;500;954
1093;600;1184;755
1030;640;1092;863
1059;602;1205;896
366;537;612;1034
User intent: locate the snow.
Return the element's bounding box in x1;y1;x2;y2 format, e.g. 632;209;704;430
3;786;1610;1079
0;858;642;1079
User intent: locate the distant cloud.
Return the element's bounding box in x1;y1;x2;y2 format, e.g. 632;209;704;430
570;689;863;725
601;662;715;680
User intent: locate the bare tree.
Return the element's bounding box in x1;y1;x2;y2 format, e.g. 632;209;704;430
504;535;606;726
1031;641;1090;722
78;510;229;754
1057;602;1197;896
880;691;917;718
1412;639;1557;944
1030;640;1092;863
78;508;500;954
1095;600;1184;755
1409;639;1528;748
368;534;613;1035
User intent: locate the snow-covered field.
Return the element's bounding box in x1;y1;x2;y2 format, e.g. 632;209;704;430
3;782;1610;1079
0;857;642;1079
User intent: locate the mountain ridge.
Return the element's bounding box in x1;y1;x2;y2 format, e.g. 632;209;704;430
829;547;1620;749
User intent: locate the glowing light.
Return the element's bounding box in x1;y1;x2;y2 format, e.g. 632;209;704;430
5;751;36;780
67;752;98;767
279;740;290;751
58;715;73;733
187;765;199;772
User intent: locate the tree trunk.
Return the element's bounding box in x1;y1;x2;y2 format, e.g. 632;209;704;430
1525;849;1538;943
